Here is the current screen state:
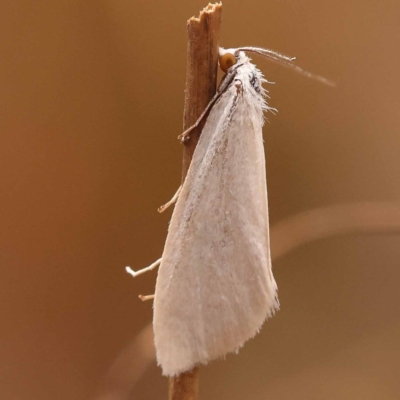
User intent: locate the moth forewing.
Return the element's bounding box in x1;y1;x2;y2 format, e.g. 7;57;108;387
153;48;279;376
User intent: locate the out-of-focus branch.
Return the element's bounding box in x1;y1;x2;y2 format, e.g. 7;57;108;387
98;201;400;399
95;324;155;400
270;202;400;259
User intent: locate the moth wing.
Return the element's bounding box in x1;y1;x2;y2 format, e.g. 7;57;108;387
154;83;278;376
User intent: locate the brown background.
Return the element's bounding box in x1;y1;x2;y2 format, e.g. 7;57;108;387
1;0;399;399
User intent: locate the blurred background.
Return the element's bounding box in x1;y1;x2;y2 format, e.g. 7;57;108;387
1;0;399;399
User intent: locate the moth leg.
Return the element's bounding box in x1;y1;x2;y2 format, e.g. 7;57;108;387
178;65;240;143
125;258;162;278
157;185;182;213
138;294;155;302
177;101;214;142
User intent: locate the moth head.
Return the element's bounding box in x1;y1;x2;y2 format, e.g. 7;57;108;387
218;48;238;73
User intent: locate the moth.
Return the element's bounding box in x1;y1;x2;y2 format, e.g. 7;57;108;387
127;46;332;376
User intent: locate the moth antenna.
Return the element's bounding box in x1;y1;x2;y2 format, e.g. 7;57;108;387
237;46;336;87
236;46;295;63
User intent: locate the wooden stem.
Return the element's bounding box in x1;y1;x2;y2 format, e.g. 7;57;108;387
181;3;222;181
169;3;222;400
168;367;200;400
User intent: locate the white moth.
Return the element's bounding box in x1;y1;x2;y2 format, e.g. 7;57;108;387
127;46;332;376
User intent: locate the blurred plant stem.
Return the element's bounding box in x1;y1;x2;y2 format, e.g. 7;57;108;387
97;202;400;400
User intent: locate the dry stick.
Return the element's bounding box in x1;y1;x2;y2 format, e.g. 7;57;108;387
180;3;222;181
168;3;222;400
